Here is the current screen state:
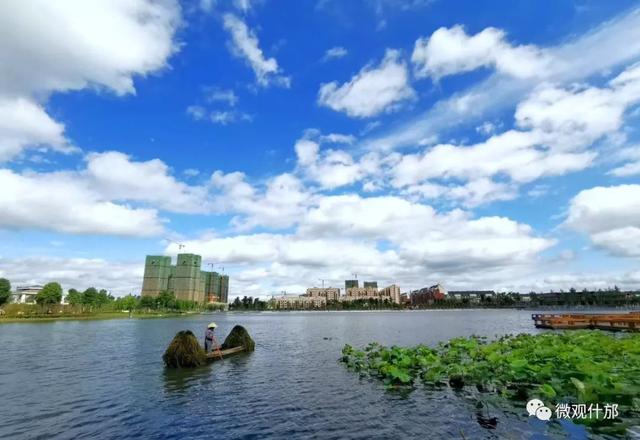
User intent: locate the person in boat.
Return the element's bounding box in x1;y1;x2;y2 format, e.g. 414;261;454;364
204;322;217;353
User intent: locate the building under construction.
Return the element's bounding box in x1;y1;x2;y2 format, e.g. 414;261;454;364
141;253;229;304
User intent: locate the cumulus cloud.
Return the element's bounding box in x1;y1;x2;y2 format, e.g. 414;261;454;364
294;135;383;189
0;0;180;162
0;97;74;162
0;256;144;296
390;63;640;202
0;169;164;237
368;8;640;152
85;151;209;214
318;49;415;118
210;171;311;230
223;14;290;87
165;193;554;295
565;184;640;257
0;151;219;237
412;25;550;80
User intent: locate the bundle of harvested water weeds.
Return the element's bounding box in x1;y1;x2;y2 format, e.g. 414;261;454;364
163;330;207;368
222;325;255;351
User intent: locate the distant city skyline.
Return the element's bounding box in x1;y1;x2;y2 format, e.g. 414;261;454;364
1;1;639;298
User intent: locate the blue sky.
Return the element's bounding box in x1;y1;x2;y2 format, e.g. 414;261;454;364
1;0;639;297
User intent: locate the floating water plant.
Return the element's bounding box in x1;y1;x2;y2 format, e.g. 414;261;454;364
341;331;640;430
221;325;255;352
163;330;207;368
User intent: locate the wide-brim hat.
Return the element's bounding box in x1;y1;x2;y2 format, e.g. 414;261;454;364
207;322;218;328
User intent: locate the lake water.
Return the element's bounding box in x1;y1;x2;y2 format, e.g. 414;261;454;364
0;310;622;439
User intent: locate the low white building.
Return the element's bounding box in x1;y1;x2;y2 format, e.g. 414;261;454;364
378;284;401;304
306;287;340;301
11;285;43;304
274;294;326;309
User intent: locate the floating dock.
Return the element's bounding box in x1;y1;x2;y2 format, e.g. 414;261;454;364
532;312;640;331
206;345;245;362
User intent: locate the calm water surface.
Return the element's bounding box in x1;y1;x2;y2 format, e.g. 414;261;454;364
0;310;624;439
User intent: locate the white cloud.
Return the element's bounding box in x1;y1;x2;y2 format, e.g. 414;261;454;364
165;193;555;295
210;110;253;125
187;105;252;125
183;168;200;177
85;151;209;214
234;0;252;13
323;46;348;61
390;63;640;198
391;130;595;188
294;137;383;189
0;256;144;296
367;8;640;152
608;144;640;177
204;87;239;106
404;178;518;207
199;0;216;13
318;49;415;118
223;14;289;87
476;121;498;136
210;171;311;230
319;133;356;145
0;97;75;161
610;161;640;176
186;105;207;120
0;169;164;237
0;0;180;162
412;25;549;80
565;184;640;257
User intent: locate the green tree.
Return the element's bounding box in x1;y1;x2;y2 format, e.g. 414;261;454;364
0;278;11;305
139;295;156;309
66;288;83;305
82;287;98;305
36;282;63;305
120;295;138;317
95;289;111;307
157;290;176;309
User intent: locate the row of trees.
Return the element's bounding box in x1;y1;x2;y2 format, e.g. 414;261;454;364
0;278;10;305
230;296;268;310
0;278;211;312
66;287;114;307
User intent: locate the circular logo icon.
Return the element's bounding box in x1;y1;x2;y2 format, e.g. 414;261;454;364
526;399;544;416
536;406;552;421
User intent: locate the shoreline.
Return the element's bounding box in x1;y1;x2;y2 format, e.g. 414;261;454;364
0;311;203;324
4;305;640;323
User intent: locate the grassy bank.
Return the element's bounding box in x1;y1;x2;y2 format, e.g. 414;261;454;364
0;303;209;324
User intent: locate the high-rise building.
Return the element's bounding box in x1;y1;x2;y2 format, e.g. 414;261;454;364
345;279;359;289
363;281;378;288
219;275;229;303
141;253;230;304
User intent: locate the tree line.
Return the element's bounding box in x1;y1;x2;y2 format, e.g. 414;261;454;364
0;278;222;313
230;296;268;310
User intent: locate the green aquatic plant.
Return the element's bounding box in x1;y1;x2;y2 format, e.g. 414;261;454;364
341;331;640;430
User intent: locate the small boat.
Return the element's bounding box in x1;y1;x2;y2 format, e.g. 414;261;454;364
532;312;640;331
206;345;246;362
